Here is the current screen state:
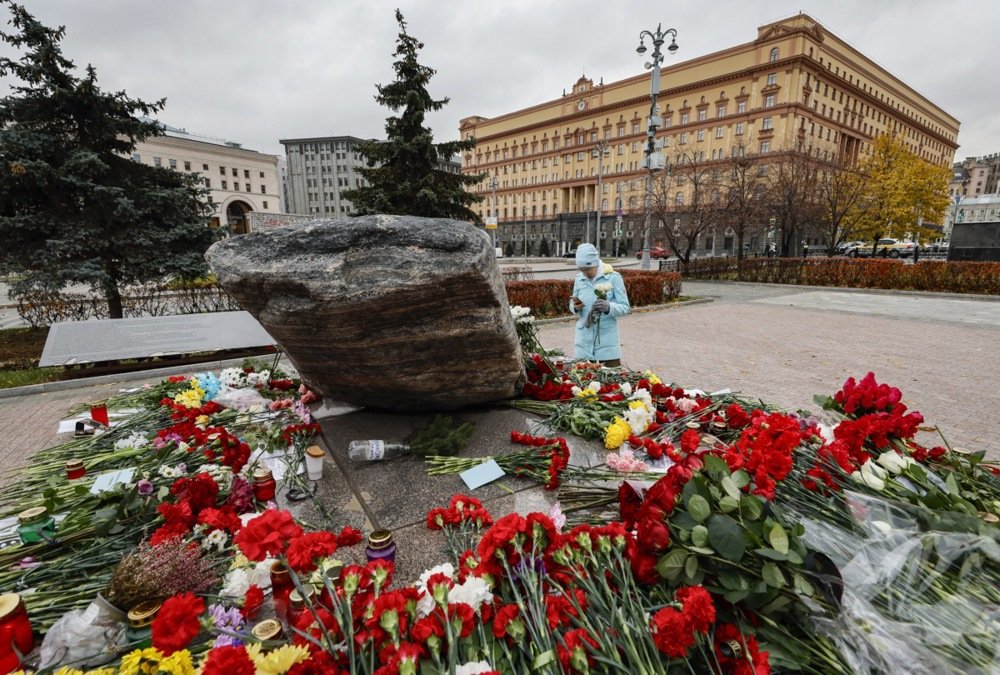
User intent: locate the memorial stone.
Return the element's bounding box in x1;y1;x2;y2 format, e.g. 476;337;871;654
206;215;525;411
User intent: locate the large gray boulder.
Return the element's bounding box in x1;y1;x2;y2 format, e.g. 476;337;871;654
206;215;525;411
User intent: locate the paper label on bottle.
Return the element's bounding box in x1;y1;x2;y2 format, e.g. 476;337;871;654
368;440;385;460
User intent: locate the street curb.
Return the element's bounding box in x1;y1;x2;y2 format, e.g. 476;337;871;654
0;355;281;400
683;279;1000;303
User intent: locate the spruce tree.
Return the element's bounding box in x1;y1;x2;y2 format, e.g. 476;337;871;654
0;2;216;318
343;9;485;222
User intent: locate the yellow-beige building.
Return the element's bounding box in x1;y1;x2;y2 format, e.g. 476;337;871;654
460;13;959;256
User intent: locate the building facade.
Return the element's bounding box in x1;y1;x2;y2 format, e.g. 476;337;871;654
460;14;959;257
280;135;463;217
131;124;281;234
949;193;1000;261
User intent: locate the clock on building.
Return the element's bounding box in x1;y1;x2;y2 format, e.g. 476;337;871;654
577;99;587;111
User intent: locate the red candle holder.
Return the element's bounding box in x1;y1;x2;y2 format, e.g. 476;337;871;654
90;401;110;427
0;593;34;672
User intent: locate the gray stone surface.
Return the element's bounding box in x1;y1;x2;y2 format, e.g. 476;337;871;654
39;312;275;366
206;215;525;411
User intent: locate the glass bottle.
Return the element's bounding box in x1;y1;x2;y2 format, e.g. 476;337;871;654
17;506;56;545
65;459;87;480
270;561;294;623
365;529;397;563
347;440;409;461
253;468;276;501
125;600;161;649
0;593;34;672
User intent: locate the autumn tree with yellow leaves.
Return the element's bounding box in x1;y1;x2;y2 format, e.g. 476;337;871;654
853;134;951;255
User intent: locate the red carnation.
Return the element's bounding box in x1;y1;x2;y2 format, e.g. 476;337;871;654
336;526;363;547
650;606;695;658
151;592;205;655
286;531;339;573
676;585;716;633
200;645;255;675
233;509;303;561
242;585;264;621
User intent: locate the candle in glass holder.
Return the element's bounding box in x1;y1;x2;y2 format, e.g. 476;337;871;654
90;401;110;426
270;561;294;623
65;459;86;480
365;530;396;564
0;593;34;672
304;445;325;480
253;468;276;502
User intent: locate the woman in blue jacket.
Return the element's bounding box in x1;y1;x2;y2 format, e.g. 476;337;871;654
569;243;631;366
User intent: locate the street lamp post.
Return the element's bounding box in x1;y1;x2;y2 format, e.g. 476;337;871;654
489;176;499;251
594;140;608;255
636;23;679;270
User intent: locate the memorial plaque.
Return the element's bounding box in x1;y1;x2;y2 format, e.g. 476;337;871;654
39;311;276;366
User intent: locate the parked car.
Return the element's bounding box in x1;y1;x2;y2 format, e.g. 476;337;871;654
635;246;671;260
923;241;949;253
846;238;916;258
836;240;865;255
561;249;578;259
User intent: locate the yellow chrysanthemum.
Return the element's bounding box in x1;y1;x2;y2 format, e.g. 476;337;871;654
604;416;631;450
119;647;165;675
628;399;649;412
158;651;195;675
574;388;598;401
173;385;204;409
54;669;116;675
245;643;311;675
643;370;662;385
195;414;210;426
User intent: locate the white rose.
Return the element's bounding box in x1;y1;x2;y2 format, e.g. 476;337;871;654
620;382;633;396
587;381;601;393
875;450;907;475
456;662;495;675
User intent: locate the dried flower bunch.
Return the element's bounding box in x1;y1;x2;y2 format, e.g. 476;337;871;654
104;539;217;610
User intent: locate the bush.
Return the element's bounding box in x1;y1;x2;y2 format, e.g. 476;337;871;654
682;258;1000;295
505;270;682;319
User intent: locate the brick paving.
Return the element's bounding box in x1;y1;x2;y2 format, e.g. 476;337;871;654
1;281;997;486
541;281;1000;461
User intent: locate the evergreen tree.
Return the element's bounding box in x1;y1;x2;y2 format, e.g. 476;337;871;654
0;2;216;318
343;10;485;222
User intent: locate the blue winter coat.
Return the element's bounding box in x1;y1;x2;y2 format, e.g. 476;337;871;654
569;268;631;361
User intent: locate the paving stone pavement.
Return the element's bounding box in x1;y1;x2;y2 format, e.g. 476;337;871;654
541;281;1000;461
1;280;997;489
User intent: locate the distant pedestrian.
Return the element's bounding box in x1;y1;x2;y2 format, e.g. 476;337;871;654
569;243;631;366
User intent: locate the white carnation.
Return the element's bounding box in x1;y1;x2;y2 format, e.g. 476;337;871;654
449;576;493;613
219;568;251;598
456;662;495;675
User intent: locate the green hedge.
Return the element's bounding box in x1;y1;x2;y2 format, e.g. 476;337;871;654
681;258;1000;295
505;270;682;319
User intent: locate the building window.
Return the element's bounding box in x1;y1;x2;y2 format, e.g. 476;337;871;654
736;122;745;135
168;159;177;169
220;166;226;175
183;161;191;171
153;157;162;167
203;178;210;188
717;105;726;117
764;94;776;108
631;122;640;134
679;133;687;144
760;140;771;153
716;126;724;139
769;47;779;62
260;185;266;193
263;201;269;209
767;73;777;86
203;163;209;171
737;101;747;114
698;110;707;121
696;129;705;141
245;183;251;192
762;117;773;130
680;112;689;124
221;180;228;190
231;168;238;177
244;169;250;178
675;192;684;205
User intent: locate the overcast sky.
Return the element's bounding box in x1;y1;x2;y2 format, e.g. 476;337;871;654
3;1;998;162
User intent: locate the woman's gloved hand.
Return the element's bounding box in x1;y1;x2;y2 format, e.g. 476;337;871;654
592;299;610;314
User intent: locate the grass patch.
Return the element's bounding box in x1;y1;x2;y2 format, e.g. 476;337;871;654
0;366;63;389
0;326;47;367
